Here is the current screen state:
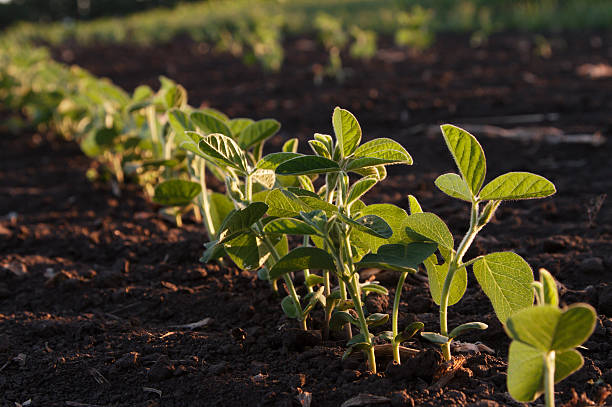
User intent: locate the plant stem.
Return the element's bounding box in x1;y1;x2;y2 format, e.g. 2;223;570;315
439;202;480;361
392;271;408;364
348;274;376;373
198;158;216;240
262;233;306;329
303;235;313;294
544;351;556;407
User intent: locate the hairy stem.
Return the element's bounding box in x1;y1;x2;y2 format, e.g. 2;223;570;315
303;235;313;294
348;274;376;373
544;351;556;407
440;202;480;361
198;159;216;240
392;271;408;364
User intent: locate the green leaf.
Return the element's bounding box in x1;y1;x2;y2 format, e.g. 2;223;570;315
208;192;234;232
366;313;389;327
351;204;409;252
257;152;302;170
269;247;336;280
303;286;325;314
408;195;423;215
473;252;534;323
551;304;597;351
196;132;249;174
263;218;320;236
425;257;467;306
276;156;340;176
339;212;392;239
342;342;371;360
347;138;412;170
449;322;488;339
435;173;473;202
440;124;486;195
554;349;584;383
360;283;389;295
200;107;230;123
421;332;449;344
540;269;559;307
225;232;267;270
305;274;325;287
217;202;268;243
309;139;331;158
404;212;454;253
507;340;545;402
191;111;232;137
351;164;387;181
347;177;377;205
299;196;337;216
251;168;276;189
238;119;281;150
152;180;201;207
281;295;300;319
356;242;437;273
176;130;203;156
265;189;310;217
228;118;254;137
330;310;359;330
395;322;424;344
506;306;562;351
283;138;299;153
479;172;556;201
167;108;195;137
332;107;362;157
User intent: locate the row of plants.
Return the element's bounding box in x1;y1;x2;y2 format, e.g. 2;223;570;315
4;0;612;73
0;38;598;407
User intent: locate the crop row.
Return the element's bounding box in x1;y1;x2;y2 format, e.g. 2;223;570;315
4;0;612;72
0;39;598;406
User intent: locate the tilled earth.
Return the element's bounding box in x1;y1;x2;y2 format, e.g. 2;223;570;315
1;31;612;406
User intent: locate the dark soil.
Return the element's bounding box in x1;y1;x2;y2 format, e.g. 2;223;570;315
1;31;612;407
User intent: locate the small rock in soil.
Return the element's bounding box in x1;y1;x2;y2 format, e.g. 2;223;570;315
111;352;140;372
282;329;322;352
390;390;414;407
147;359;175;382
580;257;604;274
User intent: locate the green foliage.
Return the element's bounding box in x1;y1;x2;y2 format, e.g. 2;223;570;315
505;270;597;405
152;179;201;207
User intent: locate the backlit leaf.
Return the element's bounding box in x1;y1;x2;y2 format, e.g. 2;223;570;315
276;156;340;176
356;242;437;273
332;107;362;157
440;124;486;195
479;172;556;201
269;247;336;280
191;111;232;136
152;179;201;206
238;119;281;150
435;173;472;202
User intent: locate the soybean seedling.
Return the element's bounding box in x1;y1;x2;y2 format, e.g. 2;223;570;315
262;107;436;372
506;269;597;407
410;125;556;360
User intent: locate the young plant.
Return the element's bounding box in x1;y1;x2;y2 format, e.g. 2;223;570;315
506;269;597;407
262;107;436;372
413;125;556;361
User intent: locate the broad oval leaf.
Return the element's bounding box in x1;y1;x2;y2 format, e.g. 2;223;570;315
263;218;320;236
366;313;389;327
332;107;362;157
551;304;597;351
238;119;281;150
282;138;299;153
330;311;359;330
167;108;195;137
276;156;340;176
473;251;534;323
347;176;377;205
309;139;331;158
421;332;449;344
425;256;467;306
404;212;454;252
435;173;472;202
507;340;545;402
152;179;201;207
196;133;249;174
505;305;561;351
440;124;486;195
347;138;412;170
217;202;268;243
265;189;310;217
340;213;393;239
479;171;556;201
224;232;269;270
208;192;234;233
351;204;409;252
257;152;303;170
408;194;423;215
191;111;232;137
281;295;300;319
228;118;254;137
356;242;437;273
269;247;336;280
